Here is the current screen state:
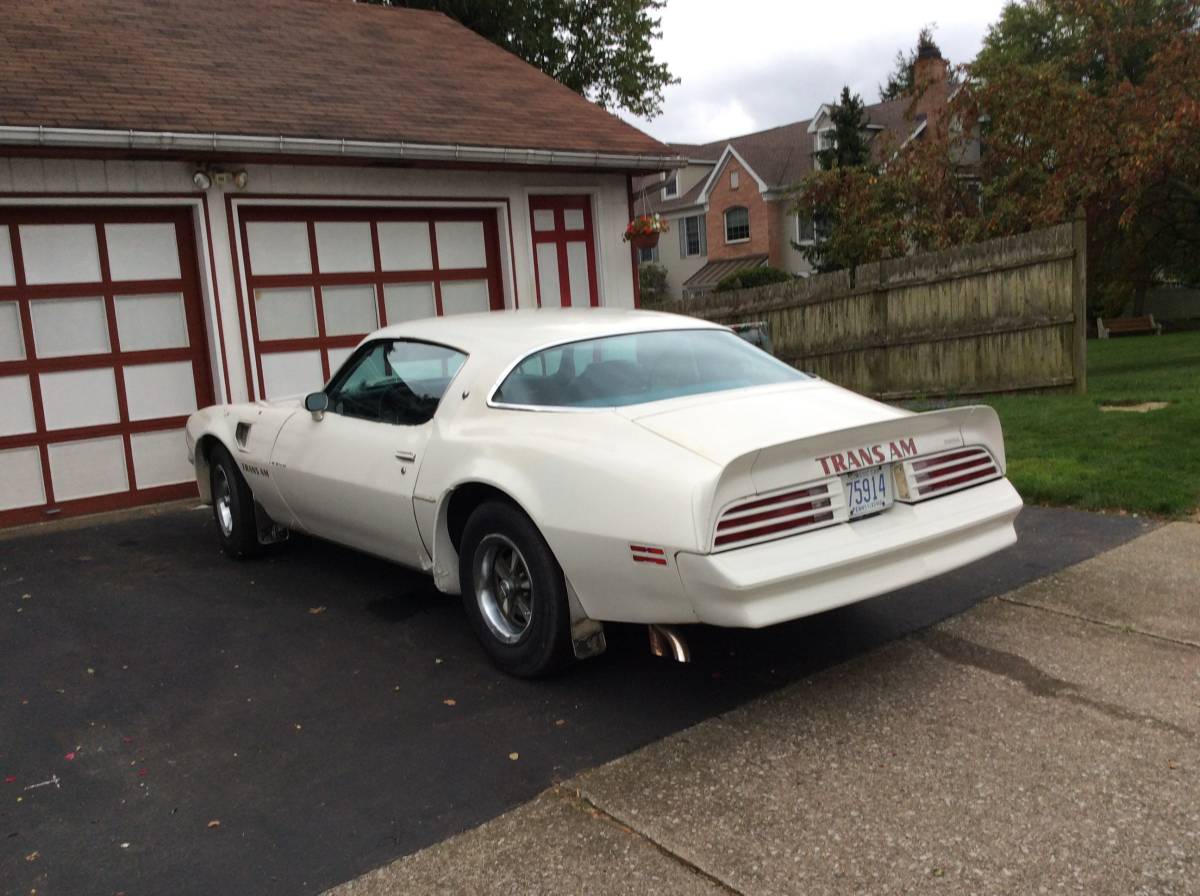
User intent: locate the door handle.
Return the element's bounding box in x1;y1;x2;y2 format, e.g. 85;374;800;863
394;450;416;463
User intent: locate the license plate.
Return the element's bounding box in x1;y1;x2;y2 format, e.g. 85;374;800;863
843;465;893;520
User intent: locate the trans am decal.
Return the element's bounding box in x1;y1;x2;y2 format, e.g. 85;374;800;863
815;438;918;475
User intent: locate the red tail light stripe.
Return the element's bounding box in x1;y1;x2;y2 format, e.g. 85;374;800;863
918;467;997;495
714;511;835;547
724;485;827;516
629;545;665;555
914;456;994;484
632;555;668;565
911;449;979;471
717;497;833;530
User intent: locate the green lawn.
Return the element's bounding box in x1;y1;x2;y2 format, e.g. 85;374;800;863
980;331;1200;518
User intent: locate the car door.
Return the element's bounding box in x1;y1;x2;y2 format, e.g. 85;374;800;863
270;338;466;566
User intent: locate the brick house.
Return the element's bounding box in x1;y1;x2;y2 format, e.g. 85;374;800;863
634;46;956;299
0;0;679;527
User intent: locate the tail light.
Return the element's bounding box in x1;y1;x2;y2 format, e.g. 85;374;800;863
714;483;835;550
902;446;999;500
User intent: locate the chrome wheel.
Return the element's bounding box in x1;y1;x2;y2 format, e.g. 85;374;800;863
474;533;534;644
214;465;234;537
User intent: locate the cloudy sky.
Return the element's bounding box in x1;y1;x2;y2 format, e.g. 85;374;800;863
618;0;1010;145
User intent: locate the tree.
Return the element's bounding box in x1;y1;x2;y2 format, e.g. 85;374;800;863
816;87;872;170
793;87;878;273
879;26;939;101
800;0;1200;315
371;0;677;118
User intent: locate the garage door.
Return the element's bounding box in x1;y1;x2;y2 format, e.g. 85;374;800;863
0;207;213;527
239;207;504;399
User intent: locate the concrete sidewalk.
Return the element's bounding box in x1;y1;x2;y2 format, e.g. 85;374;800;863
329;524;1200;896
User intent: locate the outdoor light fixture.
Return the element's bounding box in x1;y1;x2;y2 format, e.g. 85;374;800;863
191;167;249;190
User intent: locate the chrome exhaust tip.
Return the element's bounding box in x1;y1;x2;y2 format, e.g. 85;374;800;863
648;624;691;663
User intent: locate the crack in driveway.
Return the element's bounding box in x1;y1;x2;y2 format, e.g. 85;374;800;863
920;629;1196;740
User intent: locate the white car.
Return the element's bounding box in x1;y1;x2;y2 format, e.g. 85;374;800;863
186;309;1022;676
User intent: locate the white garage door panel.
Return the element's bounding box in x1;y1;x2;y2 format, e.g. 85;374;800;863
0;228;14;286
19;224;102;285
535;243;561;306
30;297;110;357
564;209;585;230
123;361;197;421
115;293;189;351
377;222;432;271
131;429;191;488
261;350;323;399
532;209;555;232
0;447;45;511
246;221;311;275
255;287;317;340
0;375;36;437
40;368;121;430
383;282;436;323
0;303;24;360
441;280;490;316
315;222;373;273
326;346;355;376
105;223;182;281
566;242;590;309
322;285;378;336
435;221;487;269
48;436;128;501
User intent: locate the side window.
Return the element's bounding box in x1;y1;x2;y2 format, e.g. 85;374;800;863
326;339;466;425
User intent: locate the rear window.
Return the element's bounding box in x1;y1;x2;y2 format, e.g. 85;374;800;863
491;329;809;409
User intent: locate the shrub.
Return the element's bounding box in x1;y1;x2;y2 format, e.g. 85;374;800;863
638;262;671;305
713;265;793;293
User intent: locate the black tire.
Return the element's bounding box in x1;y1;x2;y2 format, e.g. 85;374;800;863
209;444;260;559
459;500;573;678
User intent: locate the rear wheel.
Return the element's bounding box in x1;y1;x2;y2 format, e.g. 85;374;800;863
459;501;573;678
209;445;260;559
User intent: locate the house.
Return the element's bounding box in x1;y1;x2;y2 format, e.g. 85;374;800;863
634;45;954;299
0;0;680;527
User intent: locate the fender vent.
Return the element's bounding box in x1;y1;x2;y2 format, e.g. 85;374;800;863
714;483;835;550
907;447;999;499
235;422;251;447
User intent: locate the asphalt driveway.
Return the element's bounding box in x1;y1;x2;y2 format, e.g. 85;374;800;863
0;504;1151;895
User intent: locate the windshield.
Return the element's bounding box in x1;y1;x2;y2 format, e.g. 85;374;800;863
491;329;810;409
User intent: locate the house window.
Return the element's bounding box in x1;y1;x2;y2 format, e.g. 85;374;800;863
796;210;829;244
662;174;678;199
815;128;836;169
724;206;750;243
678;214;706;257
637;244;659;264
796;212;815;245
730;170;739;189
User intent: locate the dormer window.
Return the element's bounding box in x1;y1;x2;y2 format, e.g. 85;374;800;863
662;173;678;199
730;170;739;189
815;128;836;169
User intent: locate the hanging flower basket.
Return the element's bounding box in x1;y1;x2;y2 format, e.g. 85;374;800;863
623;213;668;249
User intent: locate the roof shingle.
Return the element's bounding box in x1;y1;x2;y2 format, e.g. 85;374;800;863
0;0;673;160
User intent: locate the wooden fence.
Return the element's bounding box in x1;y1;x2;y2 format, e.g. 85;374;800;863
651;215;1088;398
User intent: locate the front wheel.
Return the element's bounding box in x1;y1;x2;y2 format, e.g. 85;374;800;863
209;445;260;559
459;501;573;678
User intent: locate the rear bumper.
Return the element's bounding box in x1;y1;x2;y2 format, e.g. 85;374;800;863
675;478;1023;628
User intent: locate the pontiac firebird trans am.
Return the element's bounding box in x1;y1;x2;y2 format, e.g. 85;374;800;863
186;309;1022;677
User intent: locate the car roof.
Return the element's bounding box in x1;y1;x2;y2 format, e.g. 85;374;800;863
369;308;726;362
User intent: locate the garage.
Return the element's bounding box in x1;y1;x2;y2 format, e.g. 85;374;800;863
0;0;678;527
0;207;213;526
237;206;505;400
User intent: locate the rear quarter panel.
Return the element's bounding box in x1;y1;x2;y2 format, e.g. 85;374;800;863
415;400;720;624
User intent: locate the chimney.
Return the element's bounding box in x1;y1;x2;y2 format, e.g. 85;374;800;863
912;39;949;133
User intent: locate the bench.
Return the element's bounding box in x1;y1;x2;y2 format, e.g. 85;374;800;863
1097;315;1163;338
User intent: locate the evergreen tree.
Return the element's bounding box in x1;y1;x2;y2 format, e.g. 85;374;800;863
815;87;871;170
879;26;938;101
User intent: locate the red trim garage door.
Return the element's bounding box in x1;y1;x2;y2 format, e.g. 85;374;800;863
238;207;505;400
0;207;213;527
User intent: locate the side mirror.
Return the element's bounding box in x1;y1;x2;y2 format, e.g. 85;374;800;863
304;392;329;421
